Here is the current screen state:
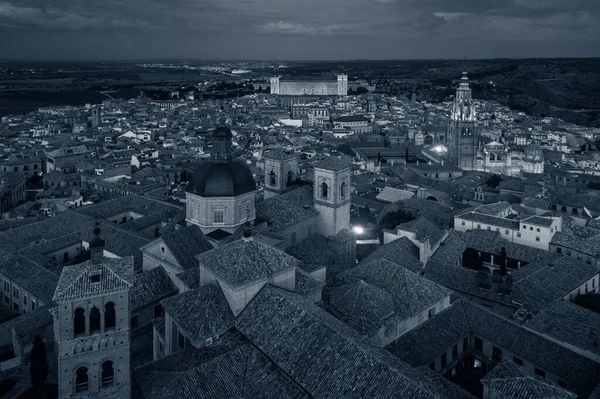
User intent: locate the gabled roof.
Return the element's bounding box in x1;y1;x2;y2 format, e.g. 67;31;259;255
131;267;178;311
482;360;576;399
360;237;423;274
197;238;298;288
527;301;600;356
134;341;306;399
53;257;134;302
330;280;395;334
331;259;451;321
159;225;213;271
161;284;234;343
255;185;318;232
388;299;600;384
236;285;459;399
396;216;445;243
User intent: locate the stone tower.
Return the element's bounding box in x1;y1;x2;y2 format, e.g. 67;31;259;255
447;72;478;170
263;148;298;199
312;157;351;237
53;225;134;399
337;74;348;96
91;106;101;129
269;76;280;94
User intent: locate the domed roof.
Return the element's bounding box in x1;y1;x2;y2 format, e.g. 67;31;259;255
186;126;256;198
186;159;256;197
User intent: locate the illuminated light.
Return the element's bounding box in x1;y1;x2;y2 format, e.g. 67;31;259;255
353;226;364;235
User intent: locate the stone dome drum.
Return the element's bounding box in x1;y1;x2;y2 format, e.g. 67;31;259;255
186;126;256;198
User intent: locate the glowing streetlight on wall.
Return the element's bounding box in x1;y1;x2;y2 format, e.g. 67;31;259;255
353;225;364;235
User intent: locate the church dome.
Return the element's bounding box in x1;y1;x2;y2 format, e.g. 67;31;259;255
524;143;544;162
186;126;256;198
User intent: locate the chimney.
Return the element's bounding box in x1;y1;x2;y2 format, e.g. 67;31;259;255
89;222;105;264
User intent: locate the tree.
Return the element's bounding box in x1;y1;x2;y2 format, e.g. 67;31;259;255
30;335;49;396
356;87;368;95
498;246;507;276
379;210;415;230
486;174;502;188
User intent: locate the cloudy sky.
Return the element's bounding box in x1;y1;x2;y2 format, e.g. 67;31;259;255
1;0;599;60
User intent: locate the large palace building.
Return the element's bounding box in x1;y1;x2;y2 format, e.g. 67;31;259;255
269;74;348;96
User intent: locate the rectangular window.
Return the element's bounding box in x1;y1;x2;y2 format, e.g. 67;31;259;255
522;225;526;229
452;344;458;360
556;247;562;253
513;357;523;366
474;337;483;351
536;228;540;232
441;353;447;367
477;224;481;229
505;229;509;235
530;227;533;231
535;237;540;242
492;346;503;361
461;221;465;226
31;300;36;311
23;294;27;306
214;210;224;224
534;368;546;378
566;250;571;256
428;307;436;318
517;232;521;238
3;280;8;292
12;287;19;299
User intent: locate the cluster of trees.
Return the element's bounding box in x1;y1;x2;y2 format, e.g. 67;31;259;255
347;87;368;95
486;174;502;188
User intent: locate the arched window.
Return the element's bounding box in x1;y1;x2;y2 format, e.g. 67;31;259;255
321;182;328;198
89;306;101;333
269;170;276;186
74;308;86;336
340;182;347;198
287;170;293;186
490;153;496;161
497;154;502;161
105;302;116;330
75;367;89;393
101;361;114;388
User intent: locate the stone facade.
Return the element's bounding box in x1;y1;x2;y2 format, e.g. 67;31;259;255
313;166;351;237
270;75;348;96
55;291;131;399
186;191;256;235
263;153;298;199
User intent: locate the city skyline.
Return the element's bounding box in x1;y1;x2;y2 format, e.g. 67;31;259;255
1;0;600;60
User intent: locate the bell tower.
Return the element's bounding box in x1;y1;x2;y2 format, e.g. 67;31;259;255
447;72;478;170
312;158;351;237
263;148;298;199
53;225;134;399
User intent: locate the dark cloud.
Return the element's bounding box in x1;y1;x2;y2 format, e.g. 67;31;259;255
0;0;598;59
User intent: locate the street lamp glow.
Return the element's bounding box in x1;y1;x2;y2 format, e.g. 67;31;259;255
353;226;364;235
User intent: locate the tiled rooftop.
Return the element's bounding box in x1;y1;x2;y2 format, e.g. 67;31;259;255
162;284;234;344
197;237;298;288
